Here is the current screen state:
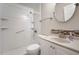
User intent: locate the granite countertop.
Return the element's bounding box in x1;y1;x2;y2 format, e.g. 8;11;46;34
38;34;79;53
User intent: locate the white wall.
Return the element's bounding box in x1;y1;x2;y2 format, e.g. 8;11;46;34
41;3;79;35
0;4;3;54
0;4;35;53
0;21;1;54
19;3;41;44
18;3;41;12
0;3;41;54
41;3;56;35
0;19;1;54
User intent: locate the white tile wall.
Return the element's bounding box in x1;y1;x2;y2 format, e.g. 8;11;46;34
0;4;35;53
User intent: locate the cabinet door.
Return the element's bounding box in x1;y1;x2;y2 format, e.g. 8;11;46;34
39;39;55;55
55;44;79;55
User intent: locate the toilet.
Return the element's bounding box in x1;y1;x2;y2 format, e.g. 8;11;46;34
25;44;41;55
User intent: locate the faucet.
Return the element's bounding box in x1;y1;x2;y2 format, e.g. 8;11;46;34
58;31;66;38
68;32;74;41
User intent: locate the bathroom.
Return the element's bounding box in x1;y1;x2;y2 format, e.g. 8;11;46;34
0;3;79;55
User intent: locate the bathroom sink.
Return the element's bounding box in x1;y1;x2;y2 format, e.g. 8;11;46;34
52;38;71;43
47;35;72;43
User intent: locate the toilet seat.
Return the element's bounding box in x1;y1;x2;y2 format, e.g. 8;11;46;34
27;44;40;50
26;44;40;55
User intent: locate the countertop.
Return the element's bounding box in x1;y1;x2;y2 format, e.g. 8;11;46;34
38;34;79;53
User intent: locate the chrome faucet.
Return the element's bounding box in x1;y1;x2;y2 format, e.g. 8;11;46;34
68;32;74;41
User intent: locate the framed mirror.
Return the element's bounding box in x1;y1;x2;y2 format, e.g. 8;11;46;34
54;3;76;22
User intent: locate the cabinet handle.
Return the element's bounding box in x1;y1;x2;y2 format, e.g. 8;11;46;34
50;45;55;49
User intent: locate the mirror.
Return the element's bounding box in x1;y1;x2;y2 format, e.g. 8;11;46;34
54;3;76;22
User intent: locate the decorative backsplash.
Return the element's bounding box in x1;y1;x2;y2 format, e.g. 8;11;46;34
51;29;79;37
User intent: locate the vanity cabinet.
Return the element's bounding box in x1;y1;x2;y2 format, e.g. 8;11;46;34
39;38;79;55
39;39;56;55
55;45;79;55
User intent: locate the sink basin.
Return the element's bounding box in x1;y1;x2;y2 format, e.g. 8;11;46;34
53;38;71;43
48;35;72;43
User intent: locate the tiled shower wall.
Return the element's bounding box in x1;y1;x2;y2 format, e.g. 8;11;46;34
0;4;41;54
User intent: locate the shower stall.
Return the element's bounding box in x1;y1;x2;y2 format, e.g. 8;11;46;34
0;3;41;55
